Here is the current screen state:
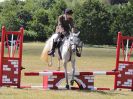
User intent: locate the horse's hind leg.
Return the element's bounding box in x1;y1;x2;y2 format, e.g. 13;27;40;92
63;62;69;89
70;60;75;86
57;59;61;71
48;56;53;66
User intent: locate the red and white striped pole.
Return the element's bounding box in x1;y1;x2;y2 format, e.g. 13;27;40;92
25;71;119;76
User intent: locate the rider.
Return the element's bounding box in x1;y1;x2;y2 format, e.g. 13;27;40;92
48;8;81;57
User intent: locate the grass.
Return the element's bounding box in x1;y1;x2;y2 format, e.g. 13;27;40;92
0;42;133;99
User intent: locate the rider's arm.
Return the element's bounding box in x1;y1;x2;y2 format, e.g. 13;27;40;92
71;28;75;33
57;16;64;32
70;18;75;33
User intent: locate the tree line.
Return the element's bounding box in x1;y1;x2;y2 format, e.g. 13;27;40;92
0;0;133;45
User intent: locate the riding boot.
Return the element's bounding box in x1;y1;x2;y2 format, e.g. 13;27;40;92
76;48;81;57
48;42;57;55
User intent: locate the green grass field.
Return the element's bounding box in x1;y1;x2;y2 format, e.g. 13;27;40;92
0;42;133;99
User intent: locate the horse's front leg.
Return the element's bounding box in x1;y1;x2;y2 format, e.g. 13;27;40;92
57;58;61;71
70;59;75;86
63;62;69;89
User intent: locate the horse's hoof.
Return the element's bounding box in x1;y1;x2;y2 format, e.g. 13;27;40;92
66;85;69;89
70;80;74;86
79;85;83;90
48;63;52;67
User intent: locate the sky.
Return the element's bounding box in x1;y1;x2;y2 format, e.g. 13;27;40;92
0;0;4;2
0;0;25;2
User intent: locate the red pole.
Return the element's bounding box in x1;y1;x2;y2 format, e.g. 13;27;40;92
127;42;133;61
114;32;122;90
17;27;24;88
0;26;6;87
115;32;122;70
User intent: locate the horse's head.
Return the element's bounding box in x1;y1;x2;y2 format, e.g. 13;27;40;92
69;32;80;52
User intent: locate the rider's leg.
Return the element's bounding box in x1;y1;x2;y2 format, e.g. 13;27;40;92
48;33;61;55
48;42;57;55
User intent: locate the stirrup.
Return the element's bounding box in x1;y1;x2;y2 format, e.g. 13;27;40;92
48;50;55;56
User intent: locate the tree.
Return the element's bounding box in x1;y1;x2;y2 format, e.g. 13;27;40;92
0;0;23;30
74;0;112;44
17;10;32;29
108;0;128;5
47;0;67;36
28;8;49;41
110;4;133;37
0;0;132;44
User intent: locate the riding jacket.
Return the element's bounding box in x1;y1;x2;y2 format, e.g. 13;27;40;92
56;15;74;36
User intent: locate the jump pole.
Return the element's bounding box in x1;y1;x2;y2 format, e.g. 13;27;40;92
23;32;133;91
24;71;119;76
24;71;119;90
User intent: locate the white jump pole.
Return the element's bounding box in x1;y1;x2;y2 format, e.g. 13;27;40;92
125;39;129;61
25;71;119;76
10;34;14;57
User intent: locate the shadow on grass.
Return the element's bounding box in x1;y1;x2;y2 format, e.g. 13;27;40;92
84;44;116;49
76;90;128;96
19;87;131;97
51;89;128;96
0;92;19;96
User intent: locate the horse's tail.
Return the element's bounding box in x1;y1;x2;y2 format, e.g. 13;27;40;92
41;33;59;63
41;38;52;63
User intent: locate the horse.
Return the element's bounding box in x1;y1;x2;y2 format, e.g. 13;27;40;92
41;32;82;89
